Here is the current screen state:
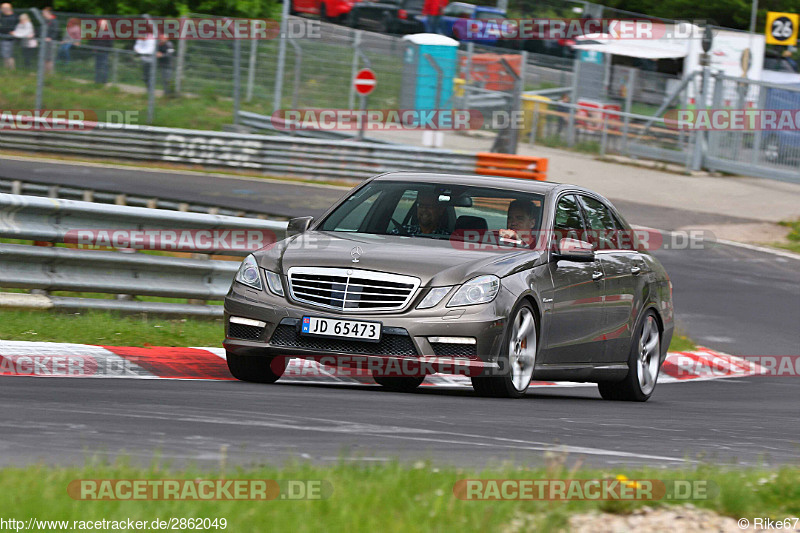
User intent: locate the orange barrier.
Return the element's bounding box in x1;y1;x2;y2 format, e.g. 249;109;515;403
475;153;548;181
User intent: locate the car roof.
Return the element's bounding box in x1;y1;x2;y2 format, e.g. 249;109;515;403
372;171;578;195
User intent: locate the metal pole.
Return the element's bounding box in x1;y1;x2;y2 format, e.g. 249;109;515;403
622;68;635;155
349;31;362;110
31;8;46;110
175;17;187;95
690;57;709;171
273;4;291;112
147;17;157;125
246;36;258;102
528;105;538;145
289;39;302;110
600;113;609;156
111;48;119;84
233;38;241;125
567;58;580;147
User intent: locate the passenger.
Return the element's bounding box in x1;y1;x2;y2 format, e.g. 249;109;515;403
499;199;538;247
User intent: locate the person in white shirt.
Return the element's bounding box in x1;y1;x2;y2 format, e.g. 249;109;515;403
11;12;35;70
134;33;156;88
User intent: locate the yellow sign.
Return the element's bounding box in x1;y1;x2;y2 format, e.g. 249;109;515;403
766;12;798;46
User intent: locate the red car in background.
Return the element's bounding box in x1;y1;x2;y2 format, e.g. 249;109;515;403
290;0;359;21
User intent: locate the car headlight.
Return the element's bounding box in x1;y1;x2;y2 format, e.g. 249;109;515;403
447;275;500;307
265;270;284;297
234;254;263;291
417;286;453;309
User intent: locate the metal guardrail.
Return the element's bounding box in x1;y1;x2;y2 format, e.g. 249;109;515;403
0;194;290;316
237;111;398;144
0;178;281;220
0;118;479;181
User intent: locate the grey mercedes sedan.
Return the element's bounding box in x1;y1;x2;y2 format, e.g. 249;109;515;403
223;172;674;401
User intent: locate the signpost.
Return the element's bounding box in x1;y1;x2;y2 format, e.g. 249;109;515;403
766;12;799;46
354;68;376;141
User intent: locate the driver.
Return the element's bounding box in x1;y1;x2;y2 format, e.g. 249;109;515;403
415;190;449;235
498;199;538;247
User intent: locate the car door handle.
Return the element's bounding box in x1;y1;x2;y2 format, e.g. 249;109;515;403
592;271;604;281
631;266;641;275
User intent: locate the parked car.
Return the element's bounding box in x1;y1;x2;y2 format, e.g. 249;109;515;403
223;173;674;401
290;0;357;22
429;2;507;44
763;84;800;164
347;0;425;34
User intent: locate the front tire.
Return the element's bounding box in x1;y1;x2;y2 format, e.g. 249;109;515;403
471;302;537;398
373;375;424;392
226;352;287;384
598;311;661;402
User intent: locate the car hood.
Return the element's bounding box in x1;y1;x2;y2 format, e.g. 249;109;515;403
256;231;545;286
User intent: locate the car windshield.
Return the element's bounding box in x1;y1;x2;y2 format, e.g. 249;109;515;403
318;181;545;249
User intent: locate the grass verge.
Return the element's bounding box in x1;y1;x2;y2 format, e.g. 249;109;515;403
0;460;797;532
0;310;222;347
775;219;800;254
1;309;695;353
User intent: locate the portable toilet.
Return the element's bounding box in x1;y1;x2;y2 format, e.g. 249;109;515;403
400;34;459;113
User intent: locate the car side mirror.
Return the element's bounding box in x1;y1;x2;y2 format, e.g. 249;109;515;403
287;216;314;237
553;237;595;262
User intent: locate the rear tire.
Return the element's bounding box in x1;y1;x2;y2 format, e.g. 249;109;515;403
373;375;424;392
226;352;287;384
471;302;537;399
598;311;661;402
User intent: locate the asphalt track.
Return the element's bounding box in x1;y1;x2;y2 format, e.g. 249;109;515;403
1;156;799;468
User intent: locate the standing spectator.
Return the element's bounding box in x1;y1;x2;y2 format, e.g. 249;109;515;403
134;32;156;89
41;6;59;74
0;3;19;70
90;19;112;84
57;17;81;65
11;12;35;70
156;33;175;96
423;0;446;34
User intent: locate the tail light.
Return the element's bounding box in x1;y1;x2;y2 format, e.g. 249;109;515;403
398;9;407;19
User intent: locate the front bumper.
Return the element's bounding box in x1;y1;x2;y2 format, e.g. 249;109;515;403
222;281;511;372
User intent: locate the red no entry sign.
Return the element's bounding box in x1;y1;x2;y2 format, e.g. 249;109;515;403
354;68;377;96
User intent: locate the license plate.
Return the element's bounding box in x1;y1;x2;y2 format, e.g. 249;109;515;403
300;316;382;342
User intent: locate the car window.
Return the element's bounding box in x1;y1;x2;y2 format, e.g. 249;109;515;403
318;181;545;248
328;190;381;232
578;195;620;250
553;194;586;245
